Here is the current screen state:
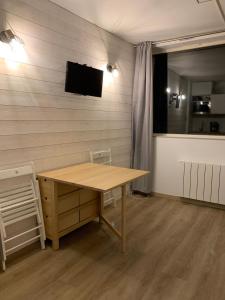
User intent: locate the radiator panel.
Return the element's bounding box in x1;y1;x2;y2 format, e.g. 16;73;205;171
197;164;205;201
211;165;220;203
183;162;191;198
190;163;198;200
204;164;213;202
180;161;225;204
219;167;225;205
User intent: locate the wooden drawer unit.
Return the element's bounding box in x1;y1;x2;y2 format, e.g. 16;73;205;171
39;178;54;217
38;177;100;250
80;189;99;205
80;199;98;222
57;182;79;196
42;200;52;218
39;178;54;198
43;214;53;237
58;209;79;232
39;179;54;201
58;191;79;214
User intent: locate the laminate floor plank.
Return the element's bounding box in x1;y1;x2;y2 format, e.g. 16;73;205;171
1;196;225;300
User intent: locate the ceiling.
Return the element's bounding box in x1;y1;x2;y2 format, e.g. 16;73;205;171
168;45;225;81
50;0;225;44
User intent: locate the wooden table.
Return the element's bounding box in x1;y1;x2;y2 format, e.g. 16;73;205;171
38;163;149;252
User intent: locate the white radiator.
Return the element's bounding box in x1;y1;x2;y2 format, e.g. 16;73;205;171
180;161;225;205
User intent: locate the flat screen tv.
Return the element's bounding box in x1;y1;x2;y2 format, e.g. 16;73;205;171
65;61;103;97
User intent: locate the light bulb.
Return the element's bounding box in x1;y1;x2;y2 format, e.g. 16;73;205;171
9;37;27;63
112;68;119;78
10;38;24;52
0;41;11;59
166;87;171;94
102;64;113;86
181;94;186;100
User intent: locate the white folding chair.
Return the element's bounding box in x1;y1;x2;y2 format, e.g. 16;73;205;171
90;149;116;207
0;164;46;271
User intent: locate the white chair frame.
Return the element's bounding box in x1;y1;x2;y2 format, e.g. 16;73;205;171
90;149;116;207
0;164;46;271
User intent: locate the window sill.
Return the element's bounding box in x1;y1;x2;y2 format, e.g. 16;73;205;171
153;133;225;140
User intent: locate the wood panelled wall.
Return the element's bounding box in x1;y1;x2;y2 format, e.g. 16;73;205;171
0;0;135;172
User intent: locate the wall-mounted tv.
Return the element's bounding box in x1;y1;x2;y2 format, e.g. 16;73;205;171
65;61;103;97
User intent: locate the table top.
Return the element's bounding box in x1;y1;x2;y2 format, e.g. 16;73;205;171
37;163;149;192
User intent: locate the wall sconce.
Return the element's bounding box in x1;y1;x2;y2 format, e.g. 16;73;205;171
167;87;186;109
0;29;26;67
169;93;180;108
166;87;171;94
0;29;24;48
107;64;119;78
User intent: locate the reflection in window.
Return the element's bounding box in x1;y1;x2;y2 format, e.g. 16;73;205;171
153;45;225;135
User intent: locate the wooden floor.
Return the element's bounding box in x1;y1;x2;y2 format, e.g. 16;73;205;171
1;195;225;300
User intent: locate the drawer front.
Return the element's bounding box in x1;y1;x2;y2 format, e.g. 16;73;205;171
58;191;79;214
57;182;79;197
80;189;99;205
79;200;98;222
58;209;79;232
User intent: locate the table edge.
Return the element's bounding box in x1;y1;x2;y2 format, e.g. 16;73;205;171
37;171;149;192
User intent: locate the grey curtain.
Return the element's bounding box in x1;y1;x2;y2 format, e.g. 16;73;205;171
131;41;153;194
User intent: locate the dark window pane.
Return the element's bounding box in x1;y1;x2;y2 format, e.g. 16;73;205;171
153;53;168;133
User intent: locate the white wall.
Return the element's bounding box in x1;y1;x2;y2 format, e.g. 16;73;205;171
0;0;135;254
0;0;135;173
153;135;225;196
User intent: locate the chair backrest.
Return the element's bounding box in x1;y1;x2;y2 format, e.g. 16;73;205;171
0;165;34;181
90;149;112;165
0;164;45;271
0;182;35;208
0;165;40;231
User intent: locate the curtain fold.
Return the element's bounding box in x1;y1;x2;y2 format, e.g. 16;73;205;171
131;41;153;194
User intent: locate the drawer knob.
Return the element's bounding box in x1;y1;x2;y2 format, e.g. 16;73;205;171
45;196;48;200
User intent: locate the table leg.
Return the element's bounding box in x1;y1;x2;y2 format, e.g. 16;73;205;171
52;238;59;250
100;185;127;253
99;192;104;224
121;185;126;253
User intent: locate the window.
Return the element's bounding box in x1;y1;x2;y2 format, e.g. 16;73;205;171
153;45;225;135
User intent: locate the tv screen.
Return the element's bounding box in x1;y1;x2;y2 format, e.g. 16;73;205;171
65;61;103;97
